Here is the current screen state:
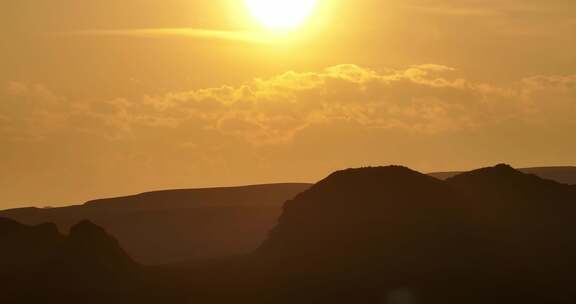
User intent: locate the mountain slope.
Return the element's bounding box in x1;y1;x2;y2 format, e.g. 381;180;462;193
0;183;310;264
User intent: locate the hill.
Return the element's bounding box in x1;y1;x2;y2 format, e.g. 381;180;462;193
0;183;310;264
259;166;466;267
430;166;576;184
0;217;137;299
251;165;576;302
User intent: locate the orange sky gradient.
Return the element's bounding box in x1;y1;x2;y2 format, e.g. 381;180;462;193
1;0;575;208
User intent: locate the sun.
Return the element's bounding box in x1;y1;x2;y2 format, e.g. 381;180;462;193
245;0;318;31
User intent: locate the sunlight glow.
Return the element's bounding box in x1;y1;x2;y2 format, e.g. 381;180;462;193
245;0;318;31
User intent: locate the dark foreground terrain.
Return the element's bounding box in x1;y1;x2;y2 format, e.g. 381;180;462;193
2;164;576;303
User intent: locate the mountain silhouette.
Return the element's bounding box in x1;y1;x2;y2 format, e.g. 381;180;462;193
4;165;576;303
430;165;576;184
0;183;310;264
251;165;576;302
445;164;576;212
260;166;462;262
0;218;137;300
0;217;135;272
67;220;137;274
444;164;576;275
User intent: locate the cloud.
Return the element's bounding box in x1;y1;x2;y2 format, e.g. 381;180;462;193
407;5;504;17
56;28;280;44
3;65;575;146
135;64;574;144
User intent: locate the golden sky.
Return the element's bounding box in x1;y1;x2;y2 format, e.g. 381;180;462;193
1;0;575;207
